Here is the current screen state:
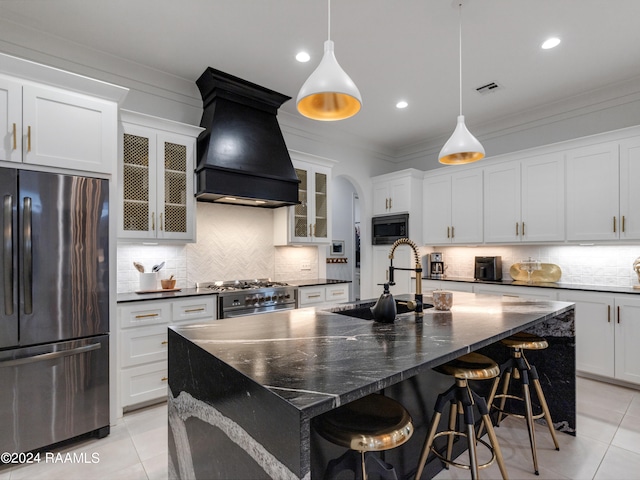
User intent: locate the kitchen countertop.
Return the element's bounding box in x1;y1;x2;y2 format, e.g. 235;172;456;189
116;278;350;303
168;292;575;479
422;275;640;295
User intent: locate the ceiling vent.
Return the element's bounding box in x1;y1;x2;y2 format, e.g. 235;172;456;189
475;82;502;95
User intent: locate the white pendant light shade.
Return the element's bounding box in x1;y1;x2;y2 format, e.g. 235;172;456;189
297;40;362;121
439;0;485;165
439;115;485;164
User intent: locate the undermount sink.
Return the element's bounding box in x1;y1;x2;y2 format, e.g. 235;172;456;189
332;300;432;321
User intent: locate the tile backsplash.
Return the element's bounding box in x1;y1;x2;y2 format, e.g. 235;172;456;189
117;203;319;293
430;244;640;287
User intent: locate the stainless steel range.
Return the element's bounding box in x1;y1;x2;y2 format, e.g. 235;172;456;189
196;279;297;318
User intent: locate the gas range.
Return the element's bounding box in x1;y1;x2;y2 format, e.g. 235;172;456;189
196;279;297;318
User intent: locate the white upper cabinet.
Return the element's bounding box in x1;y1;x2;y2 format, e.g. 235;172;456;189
423;169;483;245
0;74;120;174
619;136;640;240
484;153;564;243
273;152;335;245
371;169;423;244
373;171;421;215
119;111;202;242
566;142;621;241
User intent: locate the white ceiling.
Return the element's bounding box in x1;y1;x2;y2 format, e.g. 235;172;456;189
2;0;640;155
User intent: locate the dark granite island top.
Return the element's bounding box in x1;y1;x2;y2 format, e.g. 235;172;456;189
168;292;575;480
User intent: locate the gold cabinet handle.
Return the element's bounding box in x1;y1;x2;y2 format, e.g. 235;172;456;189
313;223;316;237
613;216;617;233
12;123;16;150
522;222;525;236
385;198;389;210
308;294;321;298
27;126;31;152
161;377;168;382
447;226;450;238
134;313;159;319
161;341;168;345
516;222;519;236
622;215;626;233
451;226;454;238
389;197;392;209
160;212;163;231
309;223;312;237
152;212;156;231
185;308;205;313
332;291;344;296
608;305;611;323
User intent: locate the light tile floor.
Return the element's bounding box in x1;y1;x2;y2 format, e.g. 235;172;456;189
1;377;640;479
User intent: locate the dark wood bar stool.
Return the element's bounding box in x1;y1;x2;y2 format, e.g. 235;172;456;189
484;332;560;475
314;393;414;480
415;352;508;480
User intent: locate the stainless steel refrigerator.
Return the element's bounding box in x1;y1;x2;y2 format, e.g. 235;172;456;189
0;168;110;454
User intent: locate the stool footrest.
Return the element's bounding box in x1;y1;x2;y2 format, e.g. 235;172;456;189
431;431;497;471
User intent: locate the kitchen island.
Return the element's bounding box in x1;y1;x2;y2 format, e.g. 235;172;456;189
168;292;575;480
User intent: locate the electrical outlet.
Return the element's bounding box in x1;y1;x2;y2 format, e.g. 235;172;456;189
301;262;311;271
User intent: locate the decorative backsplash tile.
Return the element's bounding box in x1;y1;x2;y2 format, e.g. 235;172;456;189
117;203;319;293
429;244;640;287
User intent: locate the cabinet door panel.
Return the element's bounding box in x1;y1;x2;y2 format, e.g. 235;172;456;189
559;291;614;377
484;162;520;243
521;153;565;242
0;76;21;163
619;137;640;240
615;296;640;384
157;132;195;240
566;143;619;241
451;170;483;244
22;85;114;173
423;176;452;245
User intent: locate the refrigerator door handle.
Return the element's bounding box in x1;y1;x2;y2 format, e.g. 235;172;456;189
23;197;32;315
3;195;13;316
0;342;101;368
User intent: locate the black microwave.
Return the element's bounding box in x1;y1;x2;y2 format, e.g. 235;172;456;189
372;213;409;245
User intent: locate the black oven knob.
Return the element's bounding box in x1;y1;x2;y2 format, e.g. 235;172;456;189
245;297;252;306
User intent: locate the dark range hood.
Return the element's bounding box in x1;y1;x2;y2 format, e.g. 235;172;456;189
195;67;300;208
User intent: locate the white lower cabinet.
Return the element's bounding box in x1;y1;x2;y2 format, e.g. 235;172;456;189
298;283;349;307
117;296;216;412
472;284;558;300
558;291;640;384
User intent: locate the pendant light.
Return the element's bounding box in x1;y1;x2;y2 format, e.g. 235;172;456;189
296;0;362;121
439;0;485;165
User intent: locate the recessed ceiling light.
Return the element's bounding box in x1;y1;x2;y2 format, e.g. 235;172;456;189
296;51;310;63
541;37;561;50
396;100;408;109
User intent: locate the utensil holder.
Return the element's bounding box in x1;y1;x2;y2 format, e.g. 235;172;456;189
139;272;158;291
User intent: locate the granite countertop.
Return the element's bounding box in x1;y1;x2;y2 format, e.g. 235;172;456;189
422;275;640;295
117;287;216;303
117;278;350;303
170;291;574;416
285;278;351;287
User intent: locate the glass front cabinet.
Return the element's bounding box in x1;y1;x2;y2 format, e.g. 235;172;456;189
274;152;335;245
119;110;203;242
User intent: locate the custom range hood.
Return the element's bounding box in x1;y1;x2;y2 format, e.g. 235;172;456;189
195;67;299;208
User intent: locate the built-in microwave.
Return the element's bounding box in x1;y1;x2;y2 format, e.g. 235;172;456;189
372;213;409;245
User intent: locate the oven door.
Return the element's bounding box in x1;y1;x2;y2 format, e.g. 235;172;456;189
221;303;296;319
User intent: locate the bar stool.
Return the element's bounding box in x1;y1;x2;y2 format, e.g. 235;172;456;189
314;393;414;480
415;352;508;480
485;332;559;475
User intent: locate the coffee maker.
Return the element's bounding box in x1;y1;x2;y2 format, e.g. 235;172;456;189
425;252;445;279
